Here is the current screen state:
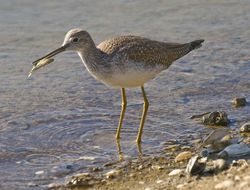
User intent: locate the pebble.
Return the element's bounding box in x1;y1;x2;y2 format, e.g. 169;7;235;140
151;165;164;170
35;170;44;175
168;169;183;176
176;184;185;189
214;180;234;189
48;183;61;189
234;159;249;171
27;182;37;187
234;175;240;181
175;151;192;162
138;165;144;170
232;97;247;107
105;169;122;179
181;146;191;151
213;159;229;172
156;180;163;184
78;156;96;161
240;122;250;133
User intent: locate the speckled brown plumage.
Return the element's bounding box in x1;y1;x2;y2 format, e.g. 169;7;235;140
98;35;204;67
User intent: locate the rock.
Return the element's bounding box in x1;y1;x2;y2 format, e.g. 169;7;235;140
214;180;234;189
218;144;250;158
168;169;183;176
202;111;229;126
202;128;230;146
175;151;192;162
240;122;250;133
232;97;247;107
213;159;229;172
186;155;206;175
105;169;122;179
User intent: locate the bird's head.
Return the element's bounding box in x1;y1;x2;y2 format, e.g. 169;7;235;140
32;28;94;66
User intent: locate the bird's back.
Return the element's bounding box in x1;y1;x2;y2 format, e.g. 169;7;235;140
97;35;204;67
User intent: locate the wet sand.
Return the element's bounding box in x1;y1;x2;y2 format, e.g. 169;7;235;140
0;0;249;189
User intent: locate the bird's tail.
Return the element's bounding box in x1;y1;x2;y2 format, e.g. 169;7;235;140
190;39;205;50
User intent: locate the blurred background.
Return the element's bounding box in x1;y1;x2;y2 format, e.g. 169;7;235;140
0;0;249;189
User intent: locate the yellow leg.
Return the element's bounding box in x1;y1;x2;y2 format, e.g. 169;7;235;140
116;88;127;139
116;139;124;161
136;86;149;143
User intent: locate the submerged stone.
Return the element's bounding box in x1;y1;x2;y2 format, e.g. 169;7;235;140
232;97;247;107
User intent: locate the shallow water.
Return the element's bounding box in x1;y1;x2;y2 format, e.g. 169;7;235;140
0;0;250;189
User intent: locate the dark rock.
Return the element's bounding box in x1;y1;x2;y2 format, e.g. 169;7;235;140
186;155;206;175
232;97;247;107
202;111;229;126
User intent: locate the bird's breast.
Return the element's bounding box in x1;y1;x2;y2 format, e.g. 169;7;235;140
99;62;166;88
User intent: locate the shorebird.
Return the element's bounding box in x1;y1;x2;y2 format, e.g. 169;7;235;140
32;28;204;143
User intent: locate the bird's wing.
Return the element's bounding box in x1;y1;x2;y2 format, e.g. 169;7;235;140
98;36;204;66
97;35;144;54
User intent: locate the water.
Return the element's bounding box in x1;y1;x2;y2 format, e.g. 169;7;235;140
0;0;249;189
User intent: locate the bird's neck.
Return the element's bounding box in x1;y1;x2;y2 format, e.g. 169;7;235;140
77;43;109;76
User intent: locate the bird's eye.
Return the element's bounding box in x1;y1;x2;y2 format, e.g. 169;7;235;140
72;38;79;43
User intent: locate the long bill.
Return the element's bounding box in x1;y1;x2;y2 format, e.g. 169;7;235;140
32;45;67;66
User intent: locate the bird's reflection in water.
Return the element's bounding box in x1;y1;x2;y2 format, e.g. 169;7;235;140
116;139;143;162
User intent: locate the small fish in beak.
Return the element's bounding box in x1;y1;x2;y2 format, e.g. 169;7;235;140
28;58;54;78
28;45;67;78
